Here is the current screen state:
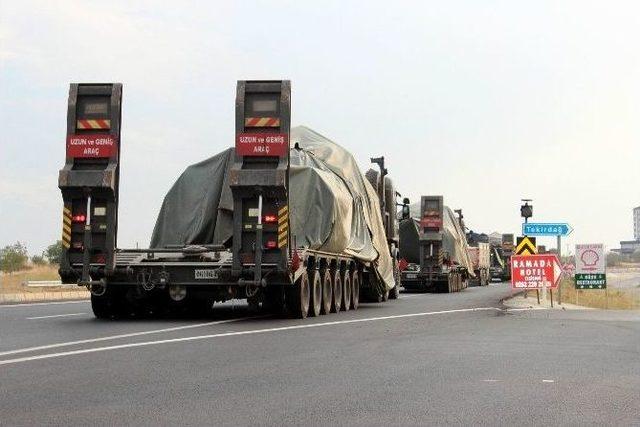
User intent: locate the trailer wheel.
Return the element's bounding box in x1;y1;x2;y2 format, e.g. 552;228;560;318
286;271;310;319
321;269;333;315
331;269;342;313
389;263;400;300
91;293;114;319
341;270;352;311
350;271;360;310
309;270;322;317
263;286;286;316
91;287;128;319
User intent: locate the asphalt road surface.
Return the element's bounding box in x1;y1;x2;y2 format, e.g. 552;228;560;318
1;283;638;426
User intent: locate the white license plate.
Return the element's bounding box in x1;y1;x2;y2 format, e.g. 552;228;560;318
406;273;417;279
195;269;218;280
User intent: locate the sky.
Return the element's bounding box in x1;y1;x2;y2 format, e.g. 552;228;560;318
1;0;639;256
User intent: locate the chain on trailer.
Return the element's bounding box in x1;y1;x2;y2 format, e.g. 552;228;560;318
230;80;292;292
58;83;122;287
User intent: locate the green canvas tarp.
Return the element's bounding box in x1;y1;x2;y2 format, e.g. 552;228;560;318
150;126;395;290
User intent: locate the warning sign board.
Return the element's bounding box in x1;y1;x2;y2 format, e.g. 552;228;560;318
575;244;606;289
515;236;537;256
66;134;118;158
510;254;562;289
236;133;288;157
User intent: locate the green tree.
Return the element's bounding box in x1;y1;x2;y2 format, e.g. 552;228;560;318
630;249;640;263
0;242;29;273
31;254;47;266
606;251;622;267
44;240;64;265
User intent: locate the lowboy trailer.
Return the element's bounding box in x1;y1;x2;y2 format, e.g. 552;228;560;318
58;80;400;319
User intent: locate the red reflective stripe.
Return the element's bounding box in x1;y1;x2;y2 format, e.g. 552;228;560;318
265;117;278;126
96;119;109;129
247;117;261;126
77;120;89;129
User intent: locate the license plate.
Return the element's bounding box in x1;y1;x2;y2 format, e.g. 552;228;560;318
194;269;218;280
406;273;417;279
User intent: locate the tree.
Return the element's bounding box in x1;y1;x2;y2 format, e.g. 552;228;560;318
31;254;47;266
0;242;29;274
606;251;622;267
44;240;64;265
630;249;640;263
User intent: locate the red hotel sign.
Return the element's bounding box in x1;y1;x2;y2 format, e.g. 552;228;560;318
510;254;562;289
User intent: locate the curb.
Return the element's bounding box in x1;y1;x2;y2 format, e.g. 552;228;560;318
0;291;90;305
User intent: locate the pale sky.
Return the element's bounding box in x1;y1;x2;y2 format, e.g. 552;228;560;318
1;0;639;256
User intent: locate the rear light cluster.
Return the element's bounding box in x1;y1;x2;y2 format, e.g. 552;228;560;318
265;240;277;249
72;214;86;223
263;214;277;224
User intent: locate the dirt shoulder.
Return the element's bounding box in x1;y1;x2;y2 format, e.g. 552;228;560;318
0;265;89;304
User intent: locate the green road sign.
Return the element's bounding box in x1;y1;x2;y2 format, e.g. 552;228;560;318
574;273;606;289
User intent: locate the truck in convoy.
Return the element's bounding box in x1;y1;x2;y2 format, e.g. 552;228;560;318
398;196;473;293
489;233;514;281
466;242;490;286
58;80;405;319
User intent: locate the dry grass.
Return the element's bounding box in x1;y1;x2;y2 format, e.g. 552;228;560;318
552;278;640;310
0;265;64;294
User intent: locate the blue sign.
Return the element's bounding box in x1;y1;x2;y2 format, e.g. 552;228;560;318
522;222;573;237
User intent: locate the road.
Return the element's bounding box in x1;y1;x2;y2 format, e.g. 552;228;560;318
1;283;639;426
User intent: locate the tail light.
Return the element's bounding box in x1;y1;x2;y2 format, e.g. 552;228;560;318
265;240;277;249
263;214;277;224
72;214;86;223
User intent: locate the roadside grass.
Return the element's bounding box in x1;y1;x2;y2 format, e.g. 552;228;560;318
0;265;64;294
551;278;640;310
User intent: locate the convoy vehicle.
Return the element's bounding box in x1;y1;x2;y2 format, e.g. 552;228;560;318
491;233;514;281
467;242;490;286
58;80;403;319
399;196;473;293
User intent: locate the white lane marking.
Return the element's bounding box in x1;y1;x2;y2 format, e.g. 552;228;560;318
27;313;87;320
0;300;88;308
0;316;261;358
542;379;555;383
483;379;501;382
0;307;499;366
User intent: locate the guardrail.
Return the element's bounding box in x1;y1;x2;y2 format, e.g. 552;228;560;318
22;280;74;288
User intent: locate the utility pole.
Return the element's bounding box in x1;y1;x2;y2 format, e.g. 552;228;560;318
557;234;562;305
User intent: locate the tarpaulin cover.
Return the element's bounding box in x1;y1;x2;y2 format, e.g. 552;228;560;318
150;126;394;290
399;204;474;275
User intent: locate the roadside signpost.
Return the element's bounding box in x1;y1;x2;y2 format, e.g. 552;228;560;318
520;221;573;305
510;254;563;290
522;222;573;237
515;236;537;255
574;244;606;289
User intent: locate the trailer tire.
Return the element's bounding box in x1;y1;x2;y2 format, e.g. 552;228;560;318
287;271;310;319
309;270;322;317
342;270;351;311
350;271;360;310
91;287;128;319
389;263;400;300
263;286;286;316
91;293;114;319
331;270;342;313
321;269;333;315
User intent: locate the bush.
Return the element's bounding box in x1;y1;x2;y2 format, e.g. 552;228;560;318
0;242;29;274
44;240;64;265
606;251;622;267
31;255;47;266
